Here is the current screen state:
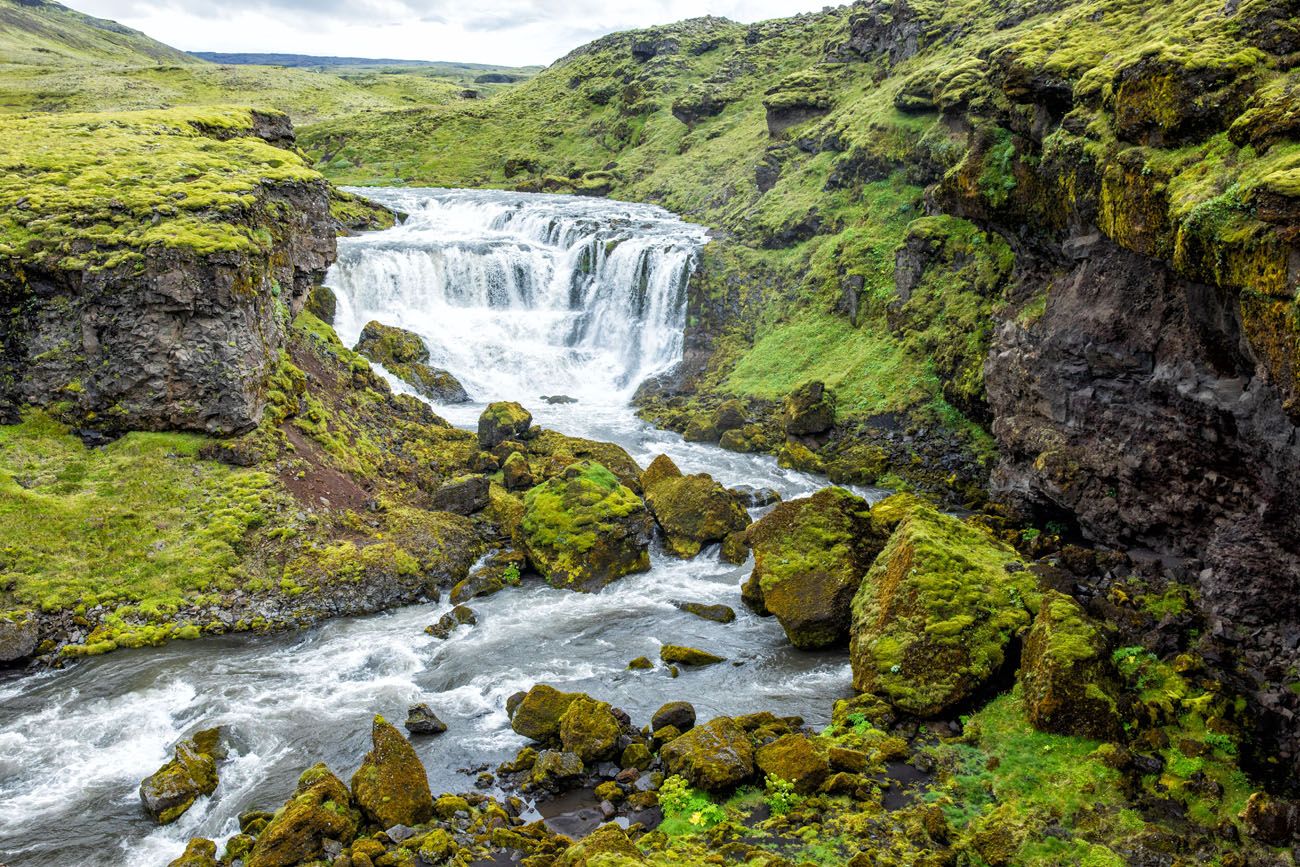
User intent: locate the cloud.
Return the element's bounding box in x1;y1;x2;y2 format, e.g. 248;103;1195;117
65;0;837;65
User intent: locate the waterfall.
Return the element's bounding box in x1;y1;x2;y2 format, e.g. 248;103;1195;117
327;188;709;403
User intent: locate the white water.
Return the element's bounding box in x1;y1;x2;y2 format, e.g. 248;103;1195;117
0;189;880;866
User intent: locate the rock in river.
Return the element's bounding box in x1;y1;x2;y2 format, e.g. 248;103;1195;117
140;727;225;825
353;320;469;403
351;715;434;828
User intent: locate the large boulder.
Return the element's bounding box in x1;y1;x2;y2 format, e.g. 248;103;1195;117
755;733;831;794
0;610;39;663
641;454;750;558
527;429;644;493
478;402;533;450
558;695;623;762
350;715;434;829
783;381;835;435
849;506;1032;716
1019;590;1123;741
353;321;468;403
140;728;225;825
521;461;653;592
660;717;755;791
511;684;584;744
744;487;881;649
246;764;360;867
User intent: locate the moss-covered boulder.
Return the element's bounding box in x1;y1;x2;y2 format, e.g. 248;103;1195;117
521;461;653;592
557;822;645;865
559;695;622;762
502;451;535;491
167;838;219;867
660;717;755;791
1019;590;1122;741
140;727;225;825
478;402;533;449
641;454;750;558
755;733;831;794
849;506;1032;716
303;285;336;325
350;715;434;829
674;601;736;623
510;684;584;743
651;701;697;732
744;487;881;650
0;610;39;663
529;749;586;792
783;380;835;435
527;429;644;493
353;321;468;403
660;645;725;666
246;764;359;867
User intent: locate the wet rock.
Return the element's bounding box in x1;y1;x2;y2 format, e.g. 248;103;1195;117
642;454;750;558
530;750;586;792
303;284;335;324
353;321;468;403
1019;590;1123;741
0;611;39;663
429;474;490;515
404;703;448;736
502;451;535;491
755;733;831;794
660;645;725;666
168;838;218;867
744;486;881;649
478;401;533;449
712;399;748;433
542;394;578;404
140;727;225;825
426;605;477;639
350;715;434;828
850;505;1031;716
627;656;654;670
729;485;782;508
511;684;584;743
673;601;736;623
783;380;835;435
521;460;653;592
651;701;697;732
559;696;623;762
246;764;359;867
660;717;755;791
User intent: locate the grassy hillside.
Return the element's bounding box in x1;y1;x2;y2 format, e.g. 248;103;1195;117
0;0;194;65
298;0;1299;497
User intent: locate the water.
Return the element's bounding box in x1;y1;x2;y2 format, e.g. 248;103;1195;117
0;189;879;866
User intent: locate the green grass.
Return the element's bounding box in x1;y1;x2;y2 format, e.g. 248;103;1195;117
0;411;280;613
0;0;194;66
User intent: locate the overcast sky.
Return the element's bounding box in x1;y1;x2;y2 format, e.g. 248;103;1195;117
66;0;838;66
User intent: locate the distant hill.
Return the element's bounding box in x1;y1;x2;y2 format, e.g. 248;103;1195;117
0;0;196;65
192;52;541;80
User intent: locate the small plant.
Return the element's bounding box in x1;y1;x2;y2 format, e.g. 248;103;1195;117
502;563;521;585
1020;527;1041;543
1203;732;1237;757
764;775;803;816
658;775;725;835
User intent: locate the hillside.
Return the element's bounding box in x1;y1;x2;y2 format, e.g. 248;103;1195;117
0;0;193;65
299;0;1300;789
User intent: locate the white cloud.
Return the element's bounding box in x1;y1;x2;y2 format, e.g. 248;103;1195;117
66;0;840;66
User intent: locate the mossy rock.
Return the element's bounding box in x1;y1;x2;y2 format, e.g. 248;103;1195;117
521;460;653;592
528;429;645;493
558;822;645;865
849;506;1032;716
782;381;835;435
559;695;623;762
502;451;535;491
1019;590;1122;741
350;715;434;828
167;838;219;867
660;717;755;791
776;440;825;473
660;645;725;666
621;742;653;770
511;684;584;743
755;733;831;794
627;656;654;670
640;453;683;491
139;727;225;825
744;487;881;650
651;701;697;732
478;401;533;449
303;285;336;326
712;399;747;433
674;601;736;623
246;764;359;867
353;320;467;403
529;749;586;792
643;457;750;558
682;413;719;443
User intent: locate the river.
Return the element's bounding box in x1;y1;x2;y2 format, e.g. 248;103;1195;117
0;189;880;866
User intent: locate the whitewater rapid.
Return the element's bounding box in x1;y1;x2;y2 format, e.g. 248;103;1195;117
0;189;878;866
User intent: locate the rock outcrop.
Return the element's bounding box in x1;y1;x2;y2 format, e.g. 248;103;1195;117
350;715;434;829
353;320;468;403
139;728;224;824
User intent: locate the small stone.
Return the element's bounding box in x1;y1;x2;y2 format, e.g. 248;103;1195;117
627;656;654;670
673;601;736;623
651;701;697;732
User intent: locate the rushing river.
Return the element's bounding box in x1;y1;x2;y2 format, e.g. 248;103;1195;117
0;189;879;866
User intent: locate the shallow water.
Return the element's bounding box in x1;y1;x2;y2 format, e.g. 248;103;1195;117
0;190;881;866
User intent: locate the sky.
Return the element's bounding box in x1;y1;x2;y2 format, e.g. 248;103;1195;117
66;0;839;67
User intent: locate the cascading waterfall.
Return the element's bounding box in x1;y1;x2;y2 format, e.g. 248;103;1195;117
327;188;709;402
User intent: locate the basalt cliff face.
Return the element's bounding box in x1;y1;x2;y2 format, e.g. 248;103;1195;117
0;110;335;436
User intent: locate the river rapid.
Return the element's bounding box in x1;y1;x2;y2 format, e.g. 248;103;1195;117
0;189;881;866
